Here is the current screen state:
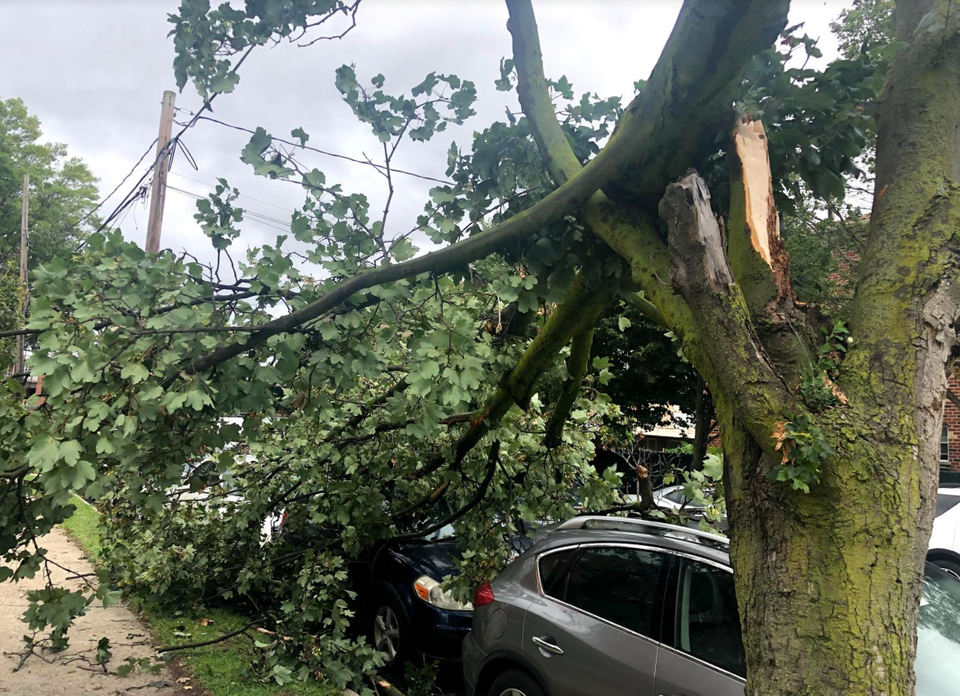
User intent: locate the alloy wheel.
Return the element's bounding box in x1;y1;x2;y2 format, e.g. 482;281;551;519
374;605;400;662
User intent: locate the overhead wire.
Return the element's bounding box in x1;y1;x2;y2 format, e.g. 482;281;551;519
166;184;293;235
170;171;293;212
174;107;454;186
93;45;259;235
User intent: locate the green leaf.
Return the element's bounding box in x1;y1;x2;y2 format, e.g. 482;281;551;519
29;437;60;472
120;363;150;384
60;440;82;467
72;460;96;489
210;71;240;94
184;391;211;412
291;127;310;145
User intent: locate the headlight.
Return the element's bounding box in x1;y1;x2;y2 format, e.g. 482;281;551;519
413;575;473;611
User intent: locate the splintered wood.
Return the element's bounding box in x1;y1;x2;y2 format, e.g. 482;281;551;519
734;119;779;269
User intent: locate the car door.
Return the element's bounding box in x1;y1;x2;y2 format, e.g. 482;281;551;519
654;556;746;696
522;543;667;696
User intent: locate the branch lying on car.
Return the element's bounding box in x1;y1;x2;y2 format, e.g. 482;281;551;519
390;441;500;541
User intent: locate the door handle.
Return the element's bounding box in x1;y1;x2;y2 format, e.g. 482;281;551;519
532;635;564;655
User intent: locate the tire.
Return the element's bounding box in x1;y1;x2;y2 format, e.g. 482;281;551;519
932;557;960;581
487;668;547;696
370;593;410;669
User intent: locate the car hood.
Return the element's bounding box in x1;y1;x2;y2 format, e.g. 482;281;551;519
388;538;463;579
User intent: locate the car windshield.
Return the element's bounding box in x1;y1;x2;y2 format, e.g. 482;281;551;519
408;498;456;540
916;563;960;694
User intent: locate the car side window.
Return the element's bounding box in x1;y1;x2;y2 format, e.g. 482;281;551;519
561;546;665;637
538;548;579;600
675;559;745;678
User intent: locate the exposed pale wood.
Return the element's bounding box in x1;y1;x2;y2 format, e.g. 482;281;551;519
733;119;779;266
145;90;177;254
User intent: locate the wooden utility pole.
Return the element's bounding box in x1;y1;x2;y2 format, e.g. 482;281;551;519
14;174;28;376
145;90;177;254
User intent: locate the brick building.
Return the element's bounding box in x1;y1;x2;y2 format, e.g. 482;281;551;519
942;370;960;473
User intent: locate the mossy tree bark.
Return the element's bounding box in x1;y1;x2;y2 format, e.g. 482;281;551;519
506;0;960;694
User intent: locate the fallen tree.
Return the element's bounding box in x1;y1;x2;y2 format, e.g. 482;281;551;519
2;1;956;694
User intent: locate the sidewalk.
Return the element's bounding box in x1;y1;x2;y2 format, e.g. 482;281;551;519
0;527;192;695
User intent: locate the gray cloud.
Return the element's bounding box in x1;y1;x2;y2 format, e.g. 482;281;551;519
1;0;849;271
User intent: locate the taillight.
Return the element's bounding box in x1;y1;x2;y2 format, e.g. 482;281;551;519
474;581;495;607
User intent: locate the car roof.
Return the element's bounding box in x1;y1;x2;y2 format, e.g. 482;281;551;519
534;516;731;567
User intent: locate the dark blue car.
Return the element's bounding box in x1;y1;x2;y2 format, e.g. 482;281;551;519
281;505;533;668
360;518;536;668
365;535;474;666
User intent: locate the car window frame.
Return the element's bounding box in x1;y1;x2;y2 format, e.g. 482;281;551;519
660;554;746;684
534;542;671;644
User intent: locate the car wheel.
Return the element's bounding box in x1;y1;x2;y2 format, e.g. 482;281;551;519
487;668;546;696
371;594;409;668
933;557;960;580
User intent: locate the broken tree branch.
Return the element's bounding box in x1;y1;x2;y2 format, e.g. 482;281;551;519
660;170;794;457
543;327;595;450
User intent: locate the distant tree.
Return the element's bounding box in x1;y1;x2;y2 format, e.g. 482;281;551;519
832;0;897;60
591;303;699;434
0;97;99;269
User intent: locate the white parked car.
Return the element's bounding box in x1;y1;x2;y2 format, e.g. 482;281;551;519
929;487;960;578
652;484;710;514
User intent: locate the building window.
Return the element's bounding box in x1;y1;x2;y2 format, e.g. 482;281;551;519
941;425;950;462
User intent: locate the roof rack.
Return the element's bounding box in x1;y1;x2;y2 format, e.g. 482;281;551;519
557;515;729;546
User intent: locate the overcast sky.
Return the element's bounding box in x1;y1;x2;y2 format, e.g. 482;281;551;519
1;0;851;271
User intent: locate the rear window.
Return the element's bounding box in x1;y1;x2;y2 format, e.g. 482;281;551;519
936;494;960;518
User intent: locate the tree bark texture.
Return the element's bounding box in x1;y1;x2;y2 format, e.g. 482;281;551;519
657;4;960;694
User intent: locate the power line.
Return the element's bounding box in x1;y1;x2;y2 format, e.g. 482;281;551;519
72;137;157;238
170;171;293;213
166;184;293;235
167;184;292;228
175;108;454;186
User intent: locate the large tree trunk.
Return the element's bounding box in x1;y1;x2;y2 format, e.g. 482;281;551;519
710;2;960;693
506;0;960;693
723;417;934;695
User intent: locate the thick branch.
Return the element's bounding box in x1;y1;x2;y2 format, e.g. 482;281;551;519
543;328;594;450
728;119;791;313
395;271;613;519
506;0;582;186
846;0;960;419
507;0;705;364
603;0;789;206
624;292;665;328
660;171;794;456
170;147;625;383
726;119;814;384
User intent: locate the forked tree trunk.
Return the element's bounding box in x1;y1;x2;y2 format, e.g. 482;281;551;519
506;0;960;692
683;2;960;693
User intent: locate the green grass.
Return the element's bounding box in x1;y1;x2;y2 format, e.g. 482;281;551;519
147;607;340;696
60;496;340;696
61;496;102;559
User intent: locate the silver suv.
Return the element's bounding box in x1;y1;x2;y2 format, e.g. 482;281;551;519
463;516;960;696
